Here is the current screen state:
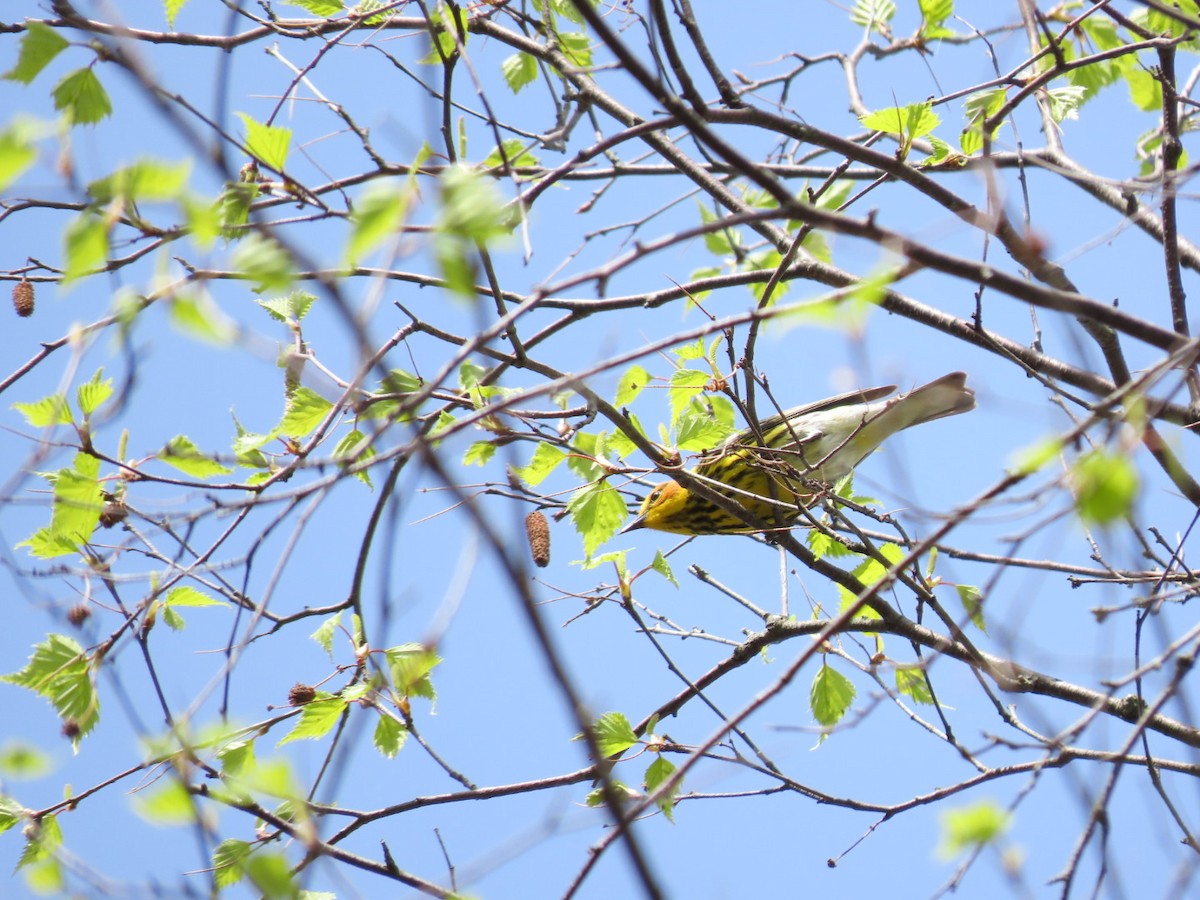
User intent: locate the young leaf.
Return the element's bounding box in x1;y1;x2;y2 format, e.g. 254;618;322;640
12;394;73;428
810;662;855;727
276;693;347;746
4;23;68;84
590;711;637;757
955;584;987;632
76;369;113;416
236;113;291;171
211;839;252;889
346;181;409;265
2;634;100;742
53;68;112;125
159;436;234;478
373;714;407;759
277;387;333;438
515;443;567;487
644;755;679;822
615;365;650;407
386;643;441;701
1070;449;1138;525
502;52;538;93
896;667;934;705
567;481;626;558
938;800;1010;858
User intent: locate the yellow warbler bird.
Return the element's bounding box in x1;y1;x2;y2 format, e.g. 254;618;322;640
623;371;975;535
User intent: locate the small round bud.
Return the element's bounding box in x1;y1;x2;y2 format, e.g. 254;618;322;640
288;683;317;705
12;279;34;317
99;500;128;528
66;603;91;627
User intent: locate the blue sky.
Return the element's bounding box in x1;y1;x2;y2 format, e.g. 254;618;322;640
2;2;1199;898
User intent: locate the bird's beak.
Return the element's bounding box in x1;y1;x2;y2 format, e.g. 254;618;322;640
620;515;646;534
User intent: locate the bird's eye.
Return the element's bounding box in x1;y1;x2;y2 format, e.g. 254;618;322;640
647;486;663;503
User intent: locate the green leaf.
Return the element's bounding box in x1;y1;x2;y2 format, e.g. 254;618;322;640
277;693;347;746
76;369;113;416
87;158;192;203
245;851;298;899
236;113;291;171
52;68;112;125
285;0;345;14
811;662;855;727
590;711;636;757
0;795;28;832
162;586;223;631
4;23;68;84
896;667;934;705
501;52;538;93
482;138;539;170
0;122;38;192
567;481;626;558
419;4;467;64
256;290;316;323
644;755;679;822
515;443;566;487
164;0;190;29
667;368;709;422
650;550;678;587
961;88;1007;156
17;812;61;871
0;742;51;780
385;643;441;703
61;213;109;284
567;431;605;482
278;387;334;438
463;441;496;467
12;394;73;428
212;839;252;889
918;0;952;30
133;779;197;825
216;181;259;238
956;584;986;632
697;203;739;255
159;435;234;478
850;0;896;30
938;800;1010;858
557;32;592;67
25;453;105;559
615;365;649;407
1045;85;1087;123
334;429;375;487
1071;449;1138;525
807;528;854;559
217;739;256;777
837;542;904;613
1;634;99;742
232;234;295;293
675;396;735;452
581;549;627;578
373;714;407;759
346;181;409;265
310;613;341;658
859;102;940;155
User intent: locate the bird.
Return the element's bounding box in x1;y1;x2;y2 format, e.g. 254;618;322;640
622;371;975;535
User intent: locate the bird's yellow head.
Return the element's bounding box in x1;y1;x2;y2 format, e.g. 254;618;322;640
622;481;697;535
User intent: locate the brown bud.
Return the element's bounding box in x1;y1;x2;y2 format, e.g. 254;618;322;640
525;510;551;568
62;719;81;740
66;603;91;627
288;683;317;705
12;279;34;317
99;500;128;528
